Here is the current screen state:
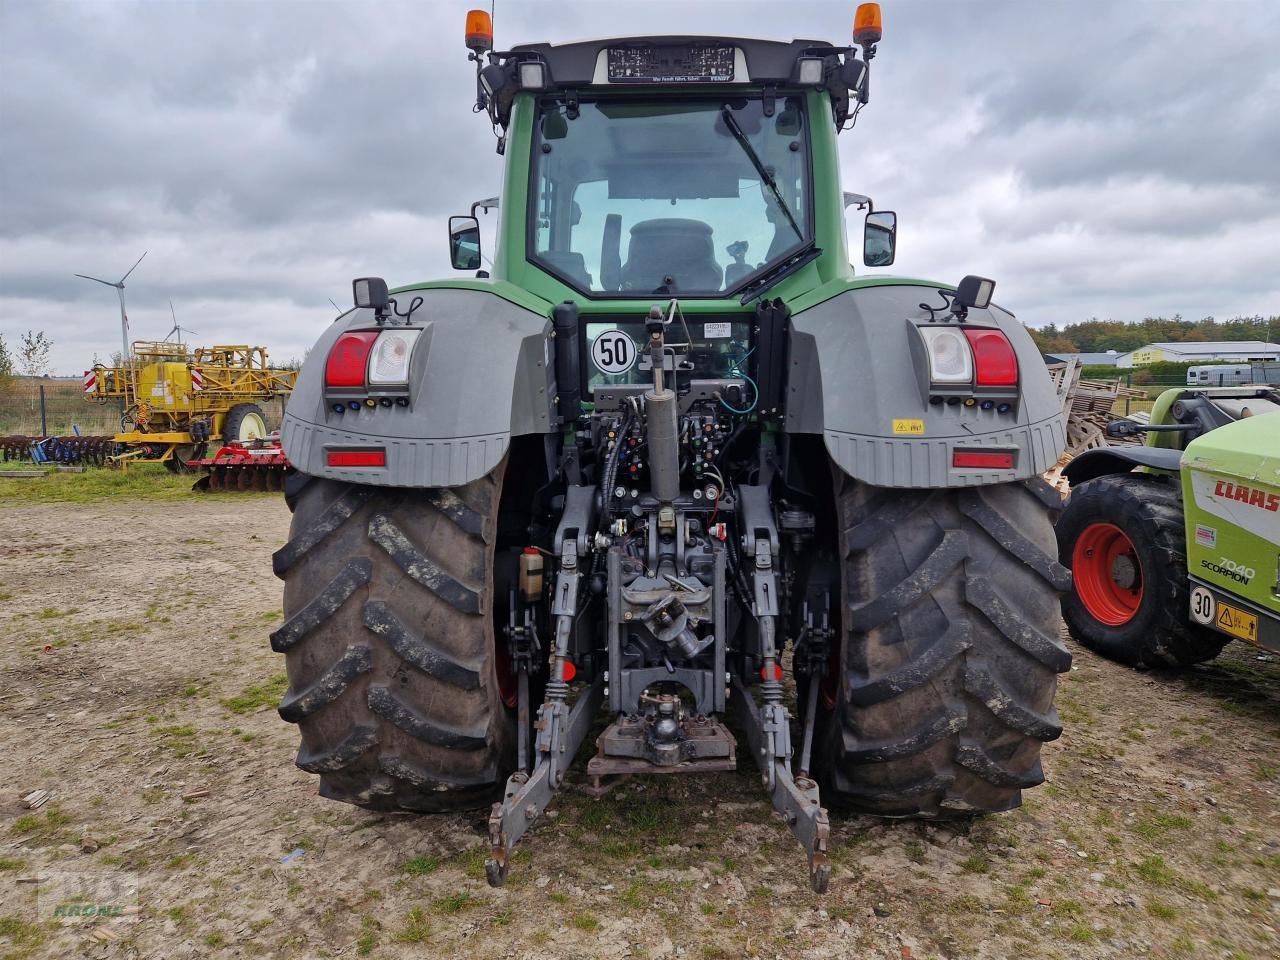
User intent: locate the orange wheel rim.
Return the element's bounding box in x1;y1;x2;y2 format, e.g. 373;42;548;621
1072;521;1143;626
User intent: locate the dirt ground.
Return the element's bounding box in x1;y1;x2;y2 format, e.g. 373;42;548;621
1;494;1278;960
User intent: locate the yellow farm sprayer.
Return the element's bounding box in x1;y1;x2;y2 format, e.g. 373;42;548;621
2;342;298;490
82;341;294;465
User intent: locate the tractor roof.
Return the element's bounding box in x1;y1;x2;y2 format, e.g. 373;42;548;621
508;36;835;87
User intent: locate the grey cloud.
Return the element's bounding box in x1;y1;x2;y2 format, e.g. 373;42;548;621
1;0;1277;375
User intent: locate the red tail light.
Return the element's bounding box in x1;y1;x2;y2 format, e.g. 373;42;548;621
952;451;1015;469
962;329;1018;387
326;331;379;387
327;449;386;467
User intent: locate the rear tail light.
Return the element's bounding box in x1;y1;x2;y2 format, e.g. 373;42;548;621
326;329;420;390
327;449;386;467
326;331;380;387
963;328;1019;387
918;327;973;383
952;450;1015;469
367;329;421;385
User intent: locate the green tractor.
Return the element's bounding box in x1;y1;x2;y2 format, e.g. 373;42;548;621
1057;386;1280;666
272;5;1072;892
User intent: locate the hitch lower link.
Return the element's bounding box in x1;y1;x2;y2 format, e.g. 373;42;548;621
486;537;602;887
735;539;831;893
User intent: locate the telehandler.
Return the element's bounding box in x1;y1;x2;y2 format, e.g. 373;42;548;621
1058;387;1280;665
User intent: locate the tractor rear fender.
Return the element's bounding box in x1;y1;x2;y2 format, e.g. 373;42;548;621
785;284;1067;488
1061;446;1184;487
281;288;553;487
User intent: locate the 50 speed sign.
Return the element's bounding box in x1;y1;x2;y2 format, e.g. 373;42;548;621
591;330;637;375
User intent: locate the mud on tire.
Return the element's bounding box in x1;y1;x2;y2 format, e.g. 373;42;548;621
812;476;1072;817
1057;473;1228;668
272;470;514;812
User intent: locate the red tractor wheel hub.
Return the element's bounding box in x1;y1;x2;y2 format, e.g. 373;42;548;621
1072;521;1143;626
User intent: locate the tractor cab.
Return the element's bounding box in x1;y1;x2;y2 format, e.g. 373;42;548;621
449;20;894;308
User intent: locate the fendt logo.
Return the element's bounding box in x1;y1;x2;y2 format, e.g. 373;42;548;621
1213;480;1280;513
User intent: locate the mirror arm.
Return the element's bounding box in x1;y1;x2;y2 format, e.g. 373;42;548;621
470;196;500;219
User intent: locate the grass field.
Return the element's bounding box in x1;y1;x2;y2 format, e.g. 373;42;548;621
0;462;271;504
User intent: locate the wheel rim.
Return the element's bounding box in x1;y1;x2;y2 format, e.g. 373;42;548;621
238;413;266;442
1072;521;1143;626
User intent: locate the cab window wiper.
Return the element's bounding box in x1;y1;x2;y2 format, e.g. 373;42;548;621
720;106;803;243
737;240;820;304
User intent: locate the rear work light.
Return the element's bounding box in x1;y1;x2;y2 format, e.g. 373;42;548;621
918;326;973;384
327;449;386;468
367;329;421;386
326;331;379;388
963;328;1019;387
953;450;1016;469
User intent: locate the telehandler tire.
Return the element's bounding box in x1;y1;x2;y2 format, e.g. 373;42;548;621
1057;473;1228;668
271;469;515;812
813;476;1072;817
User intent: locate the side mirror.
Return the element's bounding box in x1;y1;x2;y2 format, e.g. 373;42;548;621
863;210;896;267
448;215;482;271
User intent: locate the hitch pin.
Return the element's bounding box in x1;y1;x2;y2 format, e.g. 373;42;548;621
663;574;692;592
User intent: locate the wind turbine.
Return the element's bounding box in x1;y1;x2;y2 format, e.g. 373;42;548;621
75;251;147;362
164;300;196;345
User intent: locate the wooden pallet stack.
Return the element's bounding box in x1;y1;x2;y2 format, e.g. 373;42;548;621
1043;360;1148;495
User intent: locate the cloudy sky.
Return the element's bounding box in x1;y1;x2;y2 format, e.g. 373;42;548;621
1;0;1278;374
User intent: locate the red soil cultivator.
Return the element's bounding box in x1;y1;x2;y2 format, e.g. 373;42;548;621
190;434;294;492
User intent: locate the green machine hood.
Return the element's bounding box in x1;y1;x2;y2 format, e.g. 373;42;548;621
1180;412;1280;634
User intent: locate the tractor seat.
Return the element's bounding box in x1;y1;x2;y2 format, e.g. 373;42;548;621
540;250;593;287
622;219;723;292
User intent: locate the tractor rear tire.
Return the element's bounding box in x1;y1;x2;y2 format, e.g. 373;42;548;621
813;476;1072;817
272;470;515;812
223;403;268;443
1057;473;1228;668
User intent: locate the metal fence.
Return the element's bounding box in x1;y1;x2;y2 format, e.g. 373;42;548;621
0;377;284;444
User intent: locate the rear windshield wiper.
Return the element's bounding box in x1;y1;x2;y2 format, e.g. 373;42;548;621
737;240;820;304
720;106;803;243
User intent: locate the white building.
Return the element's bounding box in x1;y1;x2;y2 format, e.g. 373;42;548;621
1113;340;1280;368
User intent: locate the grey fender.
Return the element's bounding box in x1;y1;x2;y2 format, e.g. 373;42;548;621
786;284;1067;488
281;287;553;488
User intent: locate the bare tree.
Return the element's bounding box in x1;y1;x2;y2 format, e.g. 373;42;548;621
18;330;53;410
19;330;52;379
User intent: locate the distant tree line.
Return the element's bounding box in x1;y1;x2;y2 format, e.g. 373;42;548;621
1025;315;1280;355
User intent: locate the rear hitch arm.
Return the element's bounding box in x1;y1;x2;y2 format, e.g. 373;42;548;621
486;532;600;887
484;676;604;886
736;528;831;892
731;669;831;893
